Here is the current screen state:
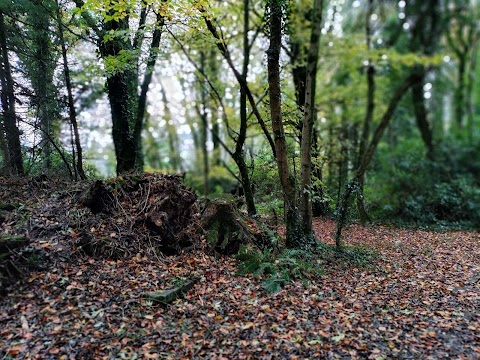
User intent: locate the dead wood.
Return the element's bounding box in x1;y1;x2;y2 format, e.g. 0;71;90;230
201;200;270;255
75;174;200;257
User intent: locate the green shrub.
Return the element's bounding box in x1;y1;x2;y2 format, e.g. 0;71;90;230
184;165;237;196
237;245;324;293
366;139;480;229
251;149;284;218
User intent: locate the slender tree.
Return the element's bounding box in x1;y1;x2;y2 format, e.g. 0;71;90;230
300;0;324;236
355;0;375;223
408;0;441;159
24;0;59;171
56;0;86;180
0;11;23;175
335;73;421;248
445;1;479;130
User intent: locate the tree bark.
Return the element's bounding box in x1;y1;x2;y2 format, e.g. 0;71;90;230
454;55;466;128
0;120;9;171
335;74;421;248
209;47;221;166
355;0;374;224
56;1;86;180
28;0;58;171
135;11;165;170
234;0;256;215
466;37;478;143
405;0;439;156
411;67;434;159
267;0;301;248
0;12;23;176
99;14;139;175
300;0;324;236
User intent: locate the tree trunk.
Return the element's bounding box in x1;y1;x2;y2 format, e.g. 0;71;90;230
0;12;23;176
233;0;256;215
300;0;323;237
411;67;434;159
99;15;139;175
0;121;9;171
356;175;370;225
233;153;256;215
466;37;478;144
454;54;466;128
106;73;138;175
197;51;209;195
56;1;86;180
353;0;375;224
335;74;421;248
311;127;328;216
201;116;209;196
267;0;301;248
135;12;165;171
26;0;59;172
209;48;221;166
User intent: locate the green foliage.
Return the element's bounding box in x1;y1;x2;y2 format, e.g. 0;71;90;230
23;148;98;180
251;149;284;217
237;245;324;293
184;165;237;196
24;149;70;177
367;139;480;229
237;241;379;293
83;162;101;179
103;49;139;76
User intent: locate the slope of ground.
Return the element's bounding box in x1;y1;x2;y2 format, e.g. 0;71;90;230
0;177;478;359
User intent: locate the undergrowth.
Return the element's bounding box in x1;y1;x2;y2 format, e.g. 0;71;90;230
236;242;379;293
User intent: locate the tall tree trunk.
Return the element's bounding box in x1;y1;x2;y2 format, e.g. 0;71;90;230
105;73;138;174
300;0;323;237
0;12;23;176
311;127;328;216
234;0;256;215
135;12;165;171
197;52;209;195
411;67;434;159
197;0;258;214
99;15;139;175
56;1;86;180
335;74;421;248
466;37;478;144
267;0;301;248
208;48;221;166
454;55;466;128
406;0;439;156
355;0;374;224
27;0;58;172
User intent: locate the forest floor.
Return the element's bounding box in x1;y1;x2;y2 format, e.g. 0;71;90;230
0;176;479;359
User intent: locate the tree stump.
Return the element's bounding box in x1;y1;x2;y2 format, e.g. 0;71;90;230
201;200;270;255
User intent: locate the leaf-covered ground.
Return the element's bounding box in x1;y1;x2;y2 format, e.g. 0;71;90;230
0;179;479;359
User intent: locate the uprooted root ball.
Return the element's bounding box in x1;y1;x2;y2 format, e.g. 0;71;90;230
77;173;200;257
